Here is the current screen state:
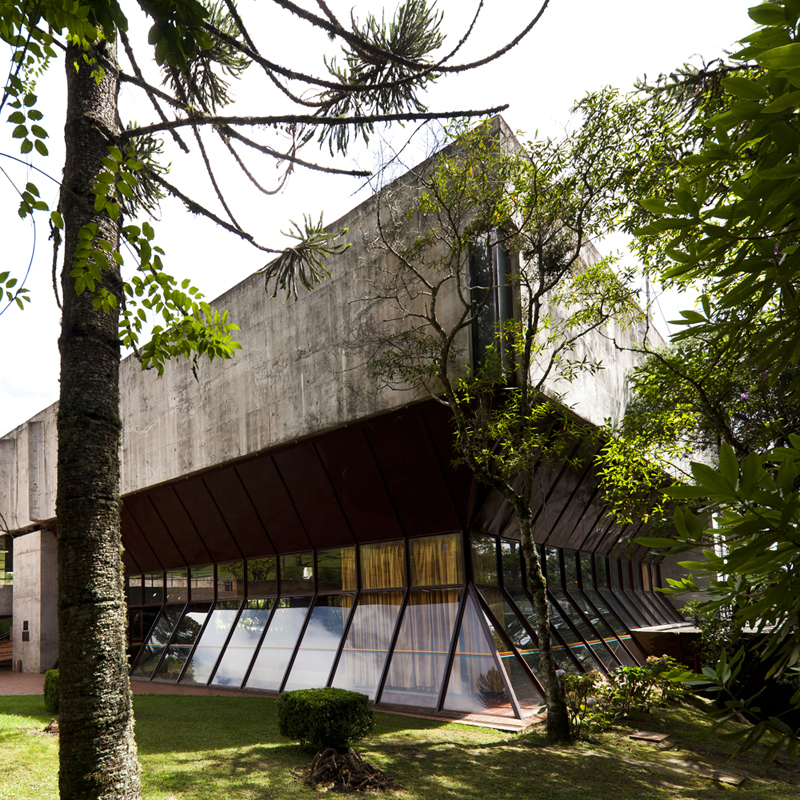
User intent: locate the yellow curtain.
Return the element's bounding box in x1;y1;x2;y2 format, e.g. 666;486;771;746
360;540;406;589
410;533;463;586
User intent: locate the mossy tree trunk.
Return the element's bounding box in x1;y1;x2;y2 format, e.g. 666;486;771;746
56;38;141;800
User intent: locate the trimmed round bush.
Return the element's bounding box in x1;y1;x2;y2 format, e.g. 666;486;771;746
44;669;59;714
278;688;374;752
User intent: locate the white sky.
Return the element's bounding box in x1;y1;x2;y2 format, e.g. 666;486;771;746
0;0;751;435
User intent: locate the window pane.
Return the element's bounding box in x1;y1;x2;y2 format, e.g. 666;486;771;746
360;541;406;589
379;588;460;708
471;534;498;585
212;599;274;687
126;575;142;607
128;608;158;665
563;550;579;590
317;547;357;593
190;565;214;602
166;569;188;604
579;553;594;589
245;597;313;690
505;589;577;673
144;572;164;605
565;591;635;666
153;603;211;680
584;590;638;651
409;534;463;587
283;596;354;691
444;594;516;717
280;553;314;594
217;561;245;599
132;604;185;678
247;557;277;597
180;600;242;686
544;547;562;587
332;592;403;700
500;540;523;588
548;594;606;672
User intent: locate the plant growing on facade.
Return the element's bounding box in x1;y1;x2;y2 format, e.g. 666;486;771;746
361;119;645;742
1;2;552;797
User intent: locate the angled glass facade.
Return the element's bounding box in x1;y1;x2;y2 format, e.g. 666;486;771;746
127;533;674;721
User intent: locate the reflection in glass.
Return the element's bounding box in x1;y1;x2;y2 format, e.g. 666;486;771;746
166;569;188;604
565;591;635;666
153;603;210;681
444;594;515;717
360;541;405;589
563;550;579;590
132;604;185;678
409;534;463;587
544;547;562;587
247;557;277;597
579;553;595;589
126;575;142;607
280;553;314;594
245;596;313;690
212;599;274;687
180;600;242;686
283;595;354;691
217;561;245;599
144;572;164;605
471;534;498;585
128;608;158;665
548;598;603;672
190;564;214;602
551;590;617;671
332;592;403;700
317;547;357;593
380;589;460;708
506;589;577;673
500;540;523;588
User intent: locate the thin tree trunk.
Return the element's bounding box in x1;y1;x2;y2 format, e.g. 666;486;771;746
57;38;141;800
517;509;571;742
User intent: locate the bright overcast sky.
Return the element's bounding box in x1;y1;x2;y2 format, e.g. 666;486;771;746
0;0;751;435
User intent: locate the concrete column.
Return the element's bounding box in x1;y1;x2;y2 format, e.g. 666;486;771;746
12;529;58;673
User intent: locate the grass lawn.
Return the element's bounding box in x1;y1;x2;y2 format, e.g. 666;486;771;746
1;693;798;800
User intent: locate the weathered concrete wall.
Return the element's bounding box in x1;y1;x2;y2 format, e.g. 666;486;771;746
0;585;11;617
12;529;58;672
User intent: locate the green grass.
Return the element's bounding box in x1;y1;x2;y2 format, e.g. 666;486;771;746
1;693;799;800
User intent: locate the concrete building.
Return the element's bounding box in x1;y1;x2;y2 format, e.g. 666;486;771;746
0;123;685;723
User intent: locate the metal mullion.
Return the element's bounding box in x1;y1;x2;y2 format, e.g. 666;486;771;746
436;587;469;713
548;592;607;675
148;601;188;681
567;587;638;666
240;595;281;690
611;588;648;627
651;563;684;622
128;603;162;675
205;598;246;686
518;583;583;673
375;587;409;704
555;587;621;670
176;601;217;684
325;590;359;687
470;584;528;718
277;598;315;694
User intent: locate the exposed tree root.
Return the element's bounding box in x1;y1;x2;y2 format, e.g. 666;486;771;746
43;719;59;736
292;747;400;793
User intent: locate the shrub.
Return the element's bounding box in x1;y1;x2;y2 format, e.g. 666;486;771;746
278;688;374;753
44;669;59;714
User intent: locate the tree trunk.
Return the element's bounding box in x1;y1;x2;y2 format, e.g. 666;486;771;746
517;510;571;742
56;38;141;800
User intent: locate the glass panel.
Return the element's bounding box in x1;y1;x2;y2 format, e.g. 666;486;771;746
247;557;277;597
126;574;143;607
579;553;594;589
131;604;185;678
565;591;635;666
190;565;214;602
245;596;313;690
143;572;164;605
317;547;357;593
128;608;158;664
360;541;406;589
217;561;245;599
379;588;460;708
333;592;404;700
505;588;578;673
212;599;274;687
587;589;635;632
153;603;211;681
409;534;463;587
608;557;621;590
563;550;579;590
283;595;354;691
547;598;603;672
166;569;188;604
471;534;498;585
551;590;618;671
180;600;242;686
501;540;523;588
444;594;516;717
610;589;648;627
280;553;314;594
544;547;562;587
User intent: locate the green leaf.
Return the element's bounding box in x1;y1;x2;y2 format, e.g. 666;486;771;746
12;124;27;138
7;111;25;124
749;3;787;26
34;140;48;156
20;139;32;154
722;76;770;101
718;443;740;490
30;125;47;139
94;195;107;212
50;211;64;229
758;43;800;69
